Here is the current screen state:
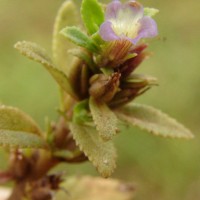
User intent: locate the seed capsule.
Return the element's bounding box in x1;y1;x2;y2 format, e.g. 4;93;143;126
89;72;121;102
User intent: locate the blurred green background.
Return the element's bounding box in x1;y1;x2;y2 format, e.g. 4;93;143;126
0;0;200;199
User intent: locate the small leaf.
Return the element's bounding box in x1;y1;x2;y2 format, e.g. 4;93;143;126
52;0;80;75
73;100;92;124
60;26;100;53
14;41;78;99
0;105;41;135
70;123;117;178
144;7;159;17
89;97;118;141
81;0;104;35
100;67;114;76
0;130;47;149
54;149;78;159
116;103;194;139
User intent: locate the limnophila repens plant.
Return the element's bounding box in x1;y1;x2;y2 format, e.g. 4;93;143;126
0;0;194;199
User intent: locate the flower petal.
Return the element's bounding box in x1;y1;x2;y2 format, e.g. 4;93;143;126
130;16;158;44
99;21;120;41
126;1;143;21
106;0;122;20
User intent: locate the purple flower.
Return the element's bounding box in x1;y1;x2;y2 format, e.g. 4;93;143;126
99;0;158;44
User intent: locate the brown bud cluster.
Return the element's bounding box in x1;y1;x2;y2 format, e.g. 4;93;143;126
90;43;155;106
29;174;63;200
66;40;155;106
9;150;31;181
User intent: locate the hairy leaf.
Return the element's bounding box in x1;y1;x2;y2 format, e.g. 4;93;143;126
60;26;100;53
116;104;194;139
70;123;117;178
89;97;118;140
52;0;80;75
81;0;104;35
144;7;159;17
0;130;47;149
14;41;77;99
0;105;41;135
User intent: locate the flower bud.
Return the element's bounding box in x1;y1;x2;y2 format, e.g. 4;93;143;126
68;59;89;100
89;72;121;102
120;44;148;77
121;74;158;89
110;74;157;107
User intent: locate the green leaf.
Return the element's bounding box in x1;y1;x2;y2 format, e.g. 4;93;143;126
52;0;80;75
0;105;47;149
91;32;105;45
73;100;92;124
0;105;41;135
0;130;47;149
14;41;78;99
116;103;194;139
60;26;100;53
144;7;159;17
70;123;117;178
89;97;118;141
81;0;104;35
